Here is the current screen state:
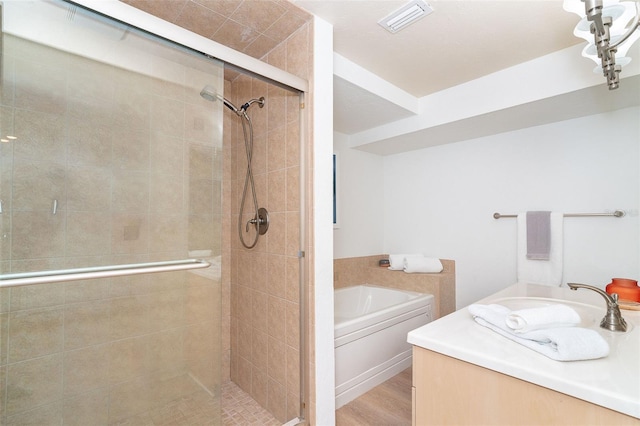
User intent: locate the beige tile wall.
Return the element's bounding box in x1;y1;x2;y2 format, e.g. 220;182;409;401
0;32;225;424
225;22;310;421
120;0;310;63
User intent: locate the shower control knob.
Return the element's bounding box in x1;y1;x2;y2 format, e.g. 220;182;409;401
246;208;270;235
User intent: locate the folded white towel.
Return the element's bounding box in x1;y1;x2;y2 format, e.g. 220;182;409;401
517;212;564;286
505;304;581;333
403;257;443;274
468;304;609;361
388;254;422;270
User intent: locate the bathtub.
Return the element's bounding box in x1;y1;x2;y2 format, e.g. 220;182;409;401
334;284;435;408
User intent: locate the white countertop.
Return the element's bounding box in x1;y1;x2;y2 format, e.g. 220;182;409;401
407;283;640;419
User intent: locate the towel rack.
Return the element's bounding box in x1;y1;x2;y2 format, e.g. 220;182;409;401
493;210;626;219
0;259;211;288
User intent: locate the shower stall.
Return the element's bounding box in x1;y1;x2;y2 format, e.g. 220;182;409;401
0;0;309;424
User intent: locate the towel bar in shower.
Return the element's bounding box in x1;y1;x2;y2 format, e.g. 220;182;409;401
493;210;626;219
0;259;211;288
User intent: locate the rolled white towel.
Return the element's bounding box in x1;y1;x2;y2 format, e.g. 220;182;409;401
388;253;422;270
468;304;609;362
403;257;443;274
505;304;581;333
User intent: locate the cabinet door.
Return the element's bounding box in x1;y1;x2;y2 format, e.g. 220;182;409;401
412;347;638;425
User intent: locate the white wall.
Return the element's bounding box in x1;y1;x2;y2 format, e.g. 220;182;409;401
333;131;385;258
312;16;336;426
382;107;639;308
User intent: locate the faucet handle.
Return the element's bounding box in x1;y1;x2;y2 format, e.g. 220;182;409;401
611;292;619;304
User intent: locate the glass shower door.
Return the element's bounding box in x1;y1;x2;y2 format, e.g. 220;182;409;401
0;1;224;424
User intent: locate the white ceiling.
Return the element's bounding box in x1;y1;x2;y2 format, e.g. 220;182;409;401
292;0;640;152
295;0;582;97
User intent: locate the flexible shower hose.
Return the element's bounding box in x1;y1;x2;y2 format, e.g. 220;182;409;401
238;110;261;249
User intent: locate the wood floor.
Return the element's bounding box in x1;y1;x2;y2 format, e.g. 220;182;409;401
335;367;412;426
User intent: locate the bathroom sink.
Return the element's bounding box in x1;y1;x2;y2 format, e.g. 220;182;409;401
409;284;640;420
487;296;601;328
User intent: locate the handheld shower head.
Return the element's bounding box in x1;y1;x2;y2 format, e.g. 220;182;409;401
200;85;240;114
199;85;219;102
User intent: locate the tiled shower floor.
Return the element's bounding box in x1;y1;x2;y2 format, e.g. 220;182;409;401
111;381;278;425
221;381;280;426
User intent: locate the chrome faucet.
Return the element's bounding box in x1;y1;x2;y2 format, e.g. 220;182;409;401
567;283;627;332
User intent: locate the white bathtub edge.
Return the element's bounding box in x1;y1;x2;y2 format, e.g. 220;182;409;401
335;307;430;346
335;294;434;339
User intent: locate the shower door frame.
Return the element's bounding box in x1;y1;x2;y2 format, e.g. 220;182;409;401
68;0;311;423
71;1;309;94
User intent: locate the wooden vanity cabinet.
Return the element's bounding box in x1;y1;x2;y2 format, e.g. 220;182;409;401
412;346;639;425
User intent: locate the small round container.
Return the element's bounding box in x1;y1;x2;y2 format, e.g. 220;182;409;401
605;278;640;302
378;259;390;267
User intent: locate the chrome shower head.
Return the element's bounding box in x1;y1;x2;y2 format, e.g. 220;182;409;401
200;85;240;114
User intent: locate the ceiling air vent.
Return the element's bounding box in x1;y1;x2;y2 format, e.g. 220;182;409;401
378;0;433;34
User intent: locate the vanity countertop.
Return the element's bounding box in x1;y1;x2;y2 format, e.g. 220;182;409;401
407;283;640;419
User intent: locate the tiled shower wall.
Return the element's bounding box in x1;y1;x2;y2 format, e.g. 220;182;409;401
0;33;224;424
225;22;311;422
